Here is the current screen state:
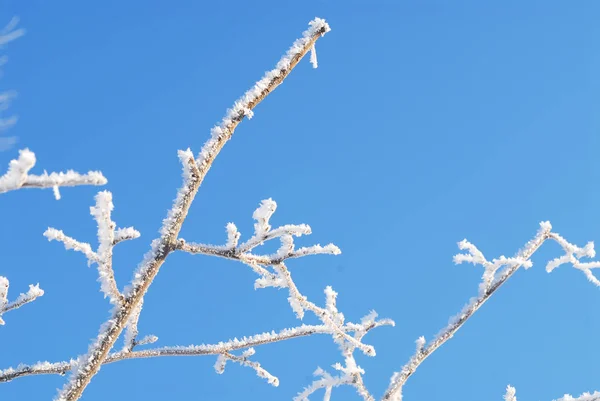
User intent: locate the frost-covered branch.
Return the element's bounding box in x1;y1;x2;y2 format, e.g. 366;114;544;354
0;321;381;383
54;18;330;401
296;311;393;401
383;222;600;401
0;277;43;325
44;191;139;306
215;348;279;387
177;197;392;397
0;149;107;197
503;386;600;401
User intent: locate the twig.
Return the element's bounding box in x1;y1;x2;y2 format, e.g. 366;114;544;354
0;149;106;197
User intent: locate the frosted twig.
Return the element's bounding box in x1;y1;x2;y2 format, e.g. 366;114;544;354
295;310;392;401
383;221;600;401
0;149;107;196
54;18;330;401
0;277;44;325
175;197;377;358
503;386;600;401
554;391;600;401
44;192;139;306
0;321;386;383
215;348;279;387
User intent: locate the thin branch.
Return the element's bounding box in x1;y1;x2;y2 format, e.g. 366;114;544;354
215;349;279;387
44;191;135;306
0;321;390;383
383;221;600;401
0;149;107;196
504;386;600;401
0;278;44;325
54;18;331;401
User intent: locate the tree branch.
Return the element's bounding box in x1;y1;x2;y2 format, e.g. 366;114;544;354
0;321;388;383
54;18;331;401
0;149;106;197
383;221;600;401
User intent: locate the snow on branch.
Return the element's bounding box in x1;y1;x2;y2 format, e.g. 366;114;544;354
44;191;139;306
53;18;331;401
215;348;279;387
176;198;375;355
176;198;340;271
383;221;600;401
0;146;106;325
0;277;43;325
175;196;393;397
0;149;107;197
503;386;600;401
0;321;385;383
196;18;330;169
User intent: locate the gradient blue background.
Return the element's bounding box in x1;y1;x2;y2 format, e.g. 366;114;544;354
1;1;599;400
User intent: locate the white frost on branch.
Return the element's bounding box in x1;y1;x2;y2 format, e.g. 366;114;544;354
503;387;600;401
0;149;107;196
504;385;517;401
310;45;318;68
197;18;330;167
383;221;599;401
52;19;331;399
555;391;600;401
45;191;139;305
0;277;43;325
176;197;391;395
454;239;532;294
214;348;279;387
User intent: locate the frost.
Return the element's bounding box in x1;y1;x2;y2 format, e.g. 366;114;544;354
310;45;318;68
0;149;107;195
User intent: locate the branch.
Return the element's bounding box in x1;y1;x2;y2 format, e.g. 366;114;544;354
503;386;600;401
0;149;107;197
0;321;385;383
0;277;44;325
54;18;331;401
215;348;279;387
44;191;138;306
383;222;600;401
177;195;392;398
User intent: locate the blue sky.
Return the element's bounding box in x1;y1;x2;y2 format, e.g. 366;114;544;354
1;1;599;400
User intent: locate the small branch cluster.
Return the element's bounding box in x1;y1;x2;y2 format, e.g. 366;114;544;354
383;221;600;401
177;199;393;400
43;191;139;305
0;149;107;197
0;277;43;325
215;348;279;387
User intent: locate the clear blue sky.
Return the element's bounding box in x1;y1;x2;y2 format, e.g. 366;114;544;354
1;1;599;400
